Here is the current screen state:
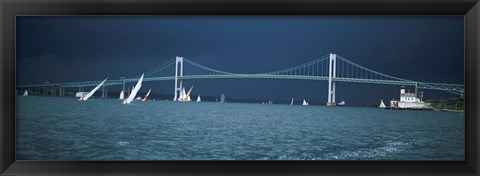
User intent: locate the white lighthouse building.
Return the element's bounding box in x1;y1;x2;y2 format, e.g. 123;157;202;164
397;87;429;109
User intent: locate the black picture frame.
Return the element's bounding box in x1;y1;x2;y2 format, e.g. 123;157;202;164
1;0;479;175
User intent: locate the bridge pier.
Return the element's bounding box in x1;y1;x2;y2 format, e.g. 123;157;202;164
126;86;131;98
174;56;183;101
121;77;126;98
101;85;108;98
60;86;63;96
327;53;337;106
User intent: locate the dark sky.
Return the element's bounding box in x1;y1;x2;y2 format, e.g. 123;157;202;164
16;16;464;105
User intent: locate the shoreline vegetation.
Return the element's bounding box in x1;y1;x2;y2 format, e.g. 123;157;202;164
426;97;464;112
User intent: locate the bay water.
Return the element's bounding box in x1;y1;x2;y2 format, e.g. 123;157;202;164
16;96;464;160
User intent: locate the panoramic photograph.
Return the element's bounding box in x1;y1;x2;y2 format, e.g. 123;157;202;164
16;16;464;160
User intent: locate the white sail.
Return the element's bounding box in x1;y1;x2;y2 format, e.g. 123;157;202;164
220;93;225;103
185;86;192;101
119;90;125;100
79;78;108;101
182;86;193;102
379;99;386;108
142;89;151;101
23;90;28;96
302;99;309;106
178;87;185;101
290;98;294;105
123;73;144;104
196;95;201;102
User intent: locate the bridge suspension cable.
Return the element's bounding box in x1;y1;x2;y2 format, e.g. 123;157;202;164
335;55;413;82
183;58;233;75
264;54;330;76
143;58;176;78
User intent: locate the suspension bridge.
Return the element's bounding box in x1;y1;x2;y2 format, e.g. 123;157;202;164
17;53;464;105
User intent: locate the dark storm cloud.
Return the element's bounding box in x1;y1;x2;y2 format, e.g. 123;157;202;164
16;16;464;104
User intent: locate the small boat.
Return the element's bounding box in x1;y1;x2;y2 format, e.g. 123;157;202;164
196;95;201;102
119;90;125;100
79;78;108;101
142;89;151;102
379;99;386;108
290;98;294;105
302;99;309;106
338;100;345;106
123;73;144;104
23;90;28;96
268;100;273;104
136;96;142;100
220;93;225;103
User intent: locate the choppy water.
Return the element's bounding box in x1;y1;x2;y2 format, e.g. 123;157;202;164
16;96;464;160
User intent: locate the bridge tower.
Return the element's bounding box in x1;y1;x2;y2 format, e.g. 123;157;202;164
327;53;337;106
173;56;184;101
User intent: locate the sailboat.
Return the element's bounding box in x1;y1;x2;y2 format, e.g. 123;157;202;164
23;90;28;96
196;95;201;102
220;93;225;103
123;73;144;104
119;90;125;100
302;99;309;106
181;86;193;102
379;99;386;108
79;78;108;101
290;98;294;105
143;89;151;102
